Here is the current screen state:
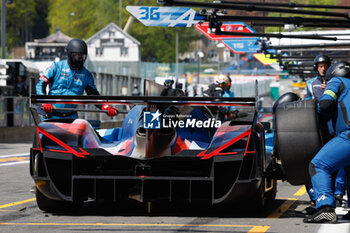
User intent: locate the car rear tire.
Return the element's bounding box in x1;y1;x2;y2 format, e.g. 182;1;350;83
275;99;323;185
250;179;265;213
35;187;63;212
36;187;82;212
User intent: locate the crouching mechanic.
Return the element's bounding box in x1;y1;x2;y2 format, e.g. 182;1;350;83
203;74;238;121
36;38;118;119
304;61;350;223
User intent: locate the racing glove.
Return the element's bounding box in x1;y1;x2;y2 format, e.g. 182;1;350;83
42;104;53;113
102;104;119;117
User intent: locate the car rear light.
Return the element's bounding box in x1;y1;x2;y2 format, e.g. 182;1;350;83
197;129;255;159
36;126;88;158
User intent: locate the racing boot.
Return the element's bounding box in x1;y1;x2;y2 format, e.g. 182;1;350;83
303;206;337;223
335;195;343;207
301;206;317;216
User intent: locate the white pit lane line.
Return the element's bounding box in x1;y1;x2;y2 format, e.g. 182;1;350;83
317;208;350;233
318;223;350;233
0;153;29;158
0;154;29;166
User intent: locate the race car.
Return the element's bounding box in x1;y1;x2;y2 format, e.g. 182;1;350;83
29;82;279;212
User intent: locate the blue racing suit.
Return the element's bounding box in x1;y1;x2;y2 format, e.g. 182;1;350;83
304;75;346;202
310;76;350;208
36;60;100;119
221;90;237;121
305;76;325;101
222;90;235;111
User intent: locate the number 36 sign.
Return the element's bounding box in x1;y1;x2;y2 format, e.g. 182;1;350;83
126;6;205;27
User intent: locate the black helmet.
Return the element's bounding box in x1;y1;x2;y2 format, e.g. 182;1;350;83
66;39;88;70
325;61;350;82
164;79;174;88
313;54;331;71
272;92;301;113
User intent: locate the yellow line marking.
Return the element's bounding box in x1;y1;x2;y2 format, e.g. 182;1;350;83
267;198;298;219
0;222;269;229
248;226;271;233
0;157;29;163
0;198;35;209
294;186;306;196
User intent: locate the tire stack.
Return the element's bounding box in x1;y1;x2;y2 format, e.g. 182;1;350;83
274;98;323;185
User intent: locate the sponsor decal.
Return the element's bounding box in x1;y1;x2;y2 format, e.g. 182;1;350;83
317;194;327;202
73;78;83;85
144;110;161;129
75;73;85;77
143;110;221;129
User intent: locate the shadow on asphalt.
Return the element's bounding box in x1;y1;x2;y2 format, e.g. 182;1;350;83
49;198;301;219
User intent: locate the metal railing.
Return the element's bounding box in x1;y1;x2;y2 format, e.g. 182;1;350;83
0;96;130;127
0;96;32;127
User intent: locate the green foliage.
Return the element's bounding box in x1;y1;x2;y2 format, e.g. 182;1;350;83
46;0;203;62
2;0;36;48
32;0;50;39
47;0;100;39
265;0;339;33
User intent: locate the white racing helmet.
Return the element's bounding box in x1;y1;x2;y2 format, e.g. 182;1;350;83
215;74;231;91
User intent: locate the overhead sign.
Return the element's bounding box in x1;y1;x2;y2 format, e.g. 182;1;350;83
126;6;205;27
194;22;256;40
253;53;278;65
222;38;260;54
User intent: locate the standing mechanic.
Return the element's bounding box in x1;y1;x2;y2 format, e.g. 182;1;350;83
303;55;346;210
36;39;118;119
305;54;331;101
303;61;350;223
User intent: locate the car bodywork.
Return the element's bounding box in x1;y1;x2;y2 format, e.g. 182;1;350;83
29;93;277;211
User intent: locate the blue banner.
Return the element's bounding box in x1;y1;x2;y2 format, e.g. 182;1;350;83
222;38;261;54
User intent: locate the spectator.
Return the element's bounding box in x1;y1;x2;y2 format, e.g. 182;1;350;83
14;75;28;97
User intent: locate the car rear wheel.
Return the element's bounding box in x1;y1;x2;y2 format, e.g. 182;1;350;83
250;179;265;213
35;187;63;212
275;99;323;185
36;187;82;212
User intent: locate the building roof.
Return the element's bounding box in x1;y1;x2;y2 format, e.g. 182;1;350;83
34;28;72;43
86;22;140;46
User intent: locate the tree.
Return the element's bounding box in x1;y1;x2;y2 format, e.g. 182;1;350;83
1;0;36;48
47;0;99;39
32;0;50;40
265;0;339;33
46;0;202;62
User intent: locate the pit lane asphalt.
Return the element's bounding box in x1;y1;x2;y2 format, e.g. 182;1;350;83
0;142;349;233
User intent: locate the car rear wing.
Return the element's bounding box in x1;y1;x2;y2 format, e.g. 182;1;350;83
30;95;257;107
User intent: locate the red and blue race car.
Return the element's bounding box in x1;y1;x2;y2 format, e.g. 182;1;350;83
30;82;281;212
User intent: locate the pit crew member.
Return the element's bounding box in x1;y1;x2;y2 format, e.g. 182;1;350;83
304;61;350;223
203;74;238;121
36;39;118;119
303;55;346;210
